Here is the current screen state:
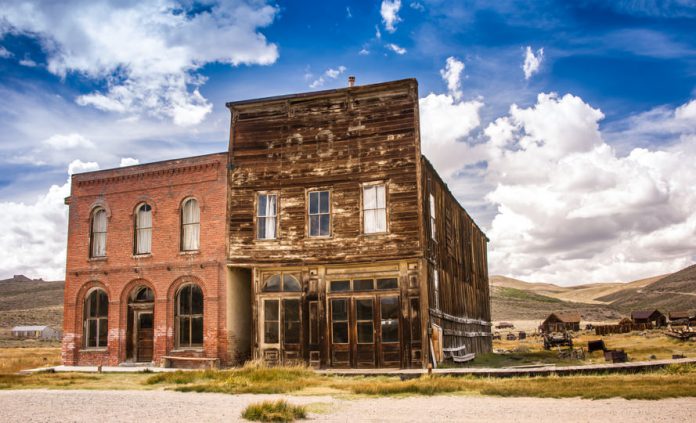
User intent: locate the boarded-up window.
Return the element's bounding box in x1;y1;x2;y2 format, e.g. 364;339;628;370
84;289;108;348
363;184;387;234
181;198;200;251
429;193;436;241
176;284;203;348
90;208;107;258
257;193;277;240
308;191;330;237
135;203;152;254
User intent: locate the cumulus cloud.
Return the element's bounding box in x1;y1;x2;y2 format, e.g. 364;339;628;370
0;46;12;58
522;46;544;80
43;133;95;150
309;66;347;88
0;0;279;126
0;159;98;280
381;0;402;33
386;43;407;55
119;157;140;167
440;56;465;100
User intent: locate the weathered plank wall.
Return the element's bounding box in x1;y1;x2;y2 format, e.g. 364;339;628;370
421;157;492;356
227;79;422;265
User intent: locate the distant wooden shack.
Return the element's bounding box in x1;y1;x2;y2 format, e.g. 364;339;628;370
540;312;581;333
11;326;61;341
631;310;667;327
669;311;692;325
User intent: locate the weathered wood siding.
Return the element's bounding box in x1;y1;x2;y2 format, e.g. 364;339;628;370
421;157;492;356
227;79;422;265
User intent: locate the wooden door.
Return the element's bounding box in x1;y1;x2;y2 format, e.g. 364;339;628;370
136;311;154;363
329;298;351;368
378;296;401;367
354;298;376;368
282;298;302;364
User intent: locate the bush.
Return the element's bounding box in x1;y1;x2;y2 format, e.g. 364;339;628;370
241;400;307;422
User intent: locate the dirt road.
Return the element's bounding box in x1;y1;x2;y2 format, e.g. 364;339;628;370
2;390;694;422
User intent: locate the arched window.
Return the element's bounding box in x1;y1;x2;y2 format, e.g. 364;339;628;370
181;198;200;251
134;286;154;302
90;208;107;258
262;273;301;292
176;284;203;348
84;289;108;348
135;203;152;254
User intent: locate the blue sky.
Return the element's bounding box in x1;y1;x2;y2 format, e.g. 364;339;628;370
1;0;695;283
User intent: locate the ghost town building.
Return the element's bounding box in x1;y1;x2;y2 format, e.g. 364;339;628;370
62;79;491;369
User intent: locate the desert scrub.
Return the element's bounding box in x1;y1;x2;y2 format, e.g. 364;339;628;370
337;375;480;396
241;400;307;422
146;362;321;394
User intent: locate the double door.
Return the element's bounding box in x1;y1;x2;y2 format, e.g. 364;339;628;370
329;295;400;368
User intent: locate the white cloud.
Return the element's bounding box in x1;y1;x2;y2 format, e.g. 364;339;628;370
0;160;99;280
0;46;12;58
439;56;465;100
381;0;402;33
18;57;37;67
359;48;370;55
523;46;544;80
410;2;424;12
0;0;279;127
325;66;347;79
375;25;382;39
346;6;352;18
386;43;407;55
43;133;95;150
309;66;347;88
119;157;139;167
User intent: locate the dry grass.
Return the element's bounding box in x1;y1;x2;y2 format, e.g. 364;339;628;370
241;400;307;422
0;347;61;373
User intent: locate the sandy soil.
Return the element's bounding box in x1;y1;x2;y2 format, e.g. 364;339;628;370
1;390;694;422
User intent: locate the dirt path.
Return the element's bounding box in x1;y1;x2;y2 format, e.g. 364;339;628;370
1;390;695;422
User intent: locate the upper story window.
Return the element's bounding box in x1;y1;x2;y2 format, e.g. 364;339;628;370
429;193;437;241
308;190;330;237
84;288;108;348
134;203;152;255
90;208;107;258
257;193;277;240
181;198;200;251
363;184;387;234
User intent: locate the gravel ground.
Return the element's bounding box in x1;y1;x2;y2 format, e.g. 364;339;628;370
1;390;694;422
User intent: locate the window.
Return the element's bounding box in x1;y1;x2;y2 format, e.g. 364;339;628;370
90;208;107;258
432;269;440;310
262;273;301;292
380;296;399;343
135;203;152;254
264;299;279;343
176;284;203;348
308;190;330;237
134;287;154;302
181;198;200;251
283;299;301;344
363;184;387;234
331;299;349;344
429;193;436;241
356;299;374;344
84;289;108;348
257;193;277;240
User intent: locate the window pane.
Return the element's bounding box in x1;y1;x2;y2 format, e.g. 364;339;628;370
258;217;267;239
332;322;348;344
284;300;301;345
98;290;108;317
265;300;279;321
264;322;279;344
98;318;108;347
330;280;350;292
88;292;97;317
309;192;318;214
179;317;190;346
263;275;281;292
364;209;376;233
377;278;398;290
320;214;330;236
331;299;348;320
283;274;301;292
179;286;191;315
88;319;97;347
357;322;374;344
319;191;329;213
137;228;152;254
140;313;153;329
284;321;300;344
191;317;203;345
283;299;300;322
363;186;376;210
375;209;387;233
309;215;320;236
258;194;267;216
381;320;398;343
356;299;373;320
410;298;421;342
353;279;374;291
380;296;399;320
190;285;203;315
376;185;386;208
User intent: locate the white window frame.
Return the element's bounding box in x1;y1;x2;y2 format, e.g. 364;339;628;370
181;198;200;251
90;208;107;258
308;190;331;237
362;183;387;234
256;193;278;240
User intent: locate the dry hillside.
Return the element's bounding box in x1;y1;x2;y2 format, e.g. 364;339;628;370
0;275;64;330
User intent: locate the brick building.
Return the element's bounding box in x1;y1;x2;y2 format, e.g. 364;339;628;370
62;78;491;369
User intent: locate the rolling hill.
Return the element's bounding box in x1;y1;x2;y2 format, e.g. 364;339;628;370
0;275;64;330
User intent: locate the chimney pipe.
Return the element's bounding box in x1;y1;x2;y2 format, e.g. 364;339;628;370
348;76;356;87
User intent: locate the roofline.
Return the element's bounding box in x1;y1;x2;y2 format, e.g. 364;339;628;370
225;78;418;108
71;151;228;178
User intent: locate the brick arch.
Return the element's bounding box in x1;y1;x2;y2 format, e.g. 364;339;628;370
130;197;158;216
167;275;206;302
177;195;206;213
87;199;112;221
73;280;111;346
119;278;157;304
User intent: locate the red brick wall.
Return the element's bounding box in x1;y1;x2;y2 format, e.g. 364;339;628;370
62;153;231;366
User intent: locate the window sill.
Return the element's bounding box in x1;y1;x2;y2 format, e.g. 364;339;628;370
179;250;200;256
81;348;108;352
132;254;152;259
88;257;108;262
170;348;204;353
255;238;279;242
362;231;389;237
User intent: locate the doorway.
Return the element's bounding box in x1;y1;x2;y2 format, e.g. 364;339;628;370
127;286;155;363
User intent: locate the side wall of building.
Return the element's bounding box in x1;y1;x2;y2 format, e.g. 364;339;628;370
62;153;231;366
421;158;492;358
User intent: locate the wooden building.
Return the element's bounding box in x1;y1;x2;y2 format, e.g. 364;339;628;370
62;78;491;369
12;325;61;341
631;310;667;327
540;312;581;333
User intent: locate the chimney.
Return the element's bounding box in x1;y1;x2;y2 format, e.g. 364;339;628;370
348;76;356;87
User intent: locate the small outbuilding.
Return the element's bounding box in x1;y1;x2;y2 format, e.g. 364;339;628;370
11;326;61;341
669;311;692;325
540;312;581;333
631;310;667;327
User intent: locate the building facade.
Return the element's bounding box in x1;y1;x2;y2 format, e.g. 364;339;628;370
62;79;491;369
